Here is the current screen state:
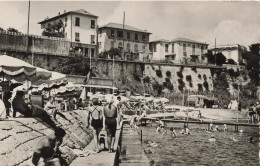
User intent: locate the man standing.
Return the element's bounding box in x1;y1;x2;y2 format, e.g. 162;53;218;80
32;127;66;166
103;99;120;153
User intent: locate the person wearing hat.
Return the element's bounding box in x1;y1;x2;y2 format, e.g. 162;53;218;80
12;91;57;129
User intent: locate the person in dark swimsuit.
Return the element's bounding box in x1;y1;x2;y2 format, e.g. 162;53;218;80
104;100;119;152
87;98;104;152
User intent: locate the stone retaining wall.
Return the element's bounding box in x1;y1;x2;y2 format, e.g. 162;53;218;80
0;110;92;166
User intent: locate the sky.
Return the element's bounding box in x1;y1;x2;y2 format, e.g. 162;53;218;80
0;1;259;48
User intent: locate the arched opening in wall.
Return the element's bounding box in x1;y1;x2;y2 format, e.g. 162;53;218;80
134;44;138;53
127;43;131;52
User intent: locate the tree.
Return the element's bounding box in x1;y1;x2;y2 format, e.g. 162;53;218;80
205;50;226;66
249;43;260;57
42;20;65;38
241;51;259;84
7;27;19;34
57;56;91;76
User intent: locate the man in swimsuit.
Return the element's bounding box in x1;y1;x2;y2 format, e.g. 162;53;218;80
104;99;120;152
86;98;104;153
32;127;66;166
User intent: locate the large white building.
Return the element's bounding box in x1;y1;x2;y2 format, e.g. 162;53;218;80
98;22;151;61
211;44;247;64
149;38;209;64
38;9;98;58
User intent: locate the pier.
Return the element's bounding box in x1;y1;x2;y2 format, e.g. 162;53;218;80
141;117;259;132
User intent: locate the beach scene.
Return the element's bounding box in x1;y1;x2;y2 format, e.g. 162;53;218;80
0;1;259;166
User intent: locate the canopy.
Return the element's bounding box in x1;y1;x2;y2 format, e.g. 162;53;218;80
0;55;51;82
0;55;36;82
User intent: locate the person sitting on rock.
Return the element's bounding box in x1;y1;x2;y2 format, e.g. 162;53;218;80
32;127;66;166
12;91;57;129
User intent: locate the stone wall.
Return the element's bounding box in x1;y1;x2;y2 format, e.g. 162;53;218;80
0;110;92;166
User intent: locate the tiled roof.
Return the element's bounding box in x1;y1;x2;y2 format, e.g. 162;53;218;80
150;39;170;43
99;22;151;34
171;38;208;45
38;9;98;24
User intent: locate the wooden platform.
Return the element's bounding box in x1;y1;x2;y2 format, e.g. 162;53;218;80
119;124;150;166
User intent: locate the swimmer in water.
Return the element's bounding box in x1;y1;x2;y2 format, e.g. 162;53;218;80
223;124;228;132
170;127;177;138
249;136;253;143
209;135;216;142
180;125;190;135
209;123;214;131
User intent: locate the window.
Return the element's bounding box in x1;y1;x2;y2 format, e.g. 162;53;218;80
127;32;130;39
91;20;95;29
142;34;146;41
111;29;115;37
134;44;138;53
142;45;146;50
85;48;89;57
172;44;174;53
154;44;157;52
135;33;138;41
201;46;204;54
75;17;80;26
192;45;195;55
91;35;95;44
117;30;123;38
165;44;168;52
111;41;114;48
75;32;80;42
91;48;95;58
127;43;131;51
183;44;186;52
99;42;101;48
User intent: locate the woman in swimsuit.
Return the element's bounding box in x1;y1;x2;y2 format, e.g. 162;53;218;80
87;98;104;153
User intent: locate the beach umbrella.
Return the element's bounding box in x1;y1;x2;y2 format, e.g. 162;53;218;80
0;55;36;82
160;97;169;103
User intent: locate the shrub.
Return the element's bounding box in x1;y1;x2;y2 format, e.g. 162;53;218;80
166;71;171;77
198;74;201;79
189;82;193;87
203;82;209;91
203;74;207;81
191;67;197;72
163;78;174;90
198;84;203;91
152;81;164;95
178;78;185;86
226;59;236;64
143;76;150;84
233;83;238;90
186;75;192;82
156;70;163;77
177;71;183;78
178;85;184;92
228;69;240;77
133;73;141;82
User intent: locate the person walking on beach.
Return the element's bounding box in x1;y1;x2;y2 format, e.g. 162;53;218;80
104;99;120;152
32;127;66;166
86;98;104;153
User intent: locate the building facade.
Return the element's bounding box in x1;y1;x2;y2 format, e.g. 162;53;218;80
149;38;209;64
98;22;151;61
211;44;246;64
38;9;98;58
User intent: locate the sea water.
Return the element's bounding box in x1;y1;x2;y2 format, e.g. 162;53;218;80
140;123;259;166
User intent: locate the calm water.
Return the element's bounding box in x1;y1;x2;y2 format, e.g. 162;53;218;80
140;123;259;166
